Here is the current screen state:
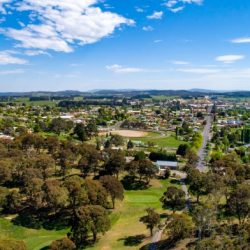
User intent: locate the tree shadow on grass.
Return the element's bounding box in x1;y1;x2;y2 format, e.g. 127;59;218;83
170;179;180;185
118;234;146;246
40;247;49;250
13;210;43;229
121;176;149;190
42;213;70;230
140;238;179;250
160;212;169;219
13;209;70;230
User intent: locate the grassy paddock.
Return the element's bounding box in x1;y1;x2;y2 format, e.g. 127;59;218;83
2;97;58;107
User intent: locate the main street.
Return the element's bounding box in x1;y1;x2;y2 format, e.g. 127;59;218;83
197;106;213;172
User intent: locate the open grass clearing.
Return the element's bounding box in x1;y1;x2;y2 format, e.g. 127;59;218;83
131;132;186;148
85;178;180;250
0;218;68;250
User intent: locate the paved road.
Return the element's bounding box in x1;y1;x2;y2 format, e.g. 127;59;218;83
180;178;190;210
149;227;165;250
109;120;123;130
197;106;213;172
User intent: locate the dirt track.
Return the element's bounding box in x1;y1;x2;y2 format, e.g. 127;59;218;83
99;130;148;138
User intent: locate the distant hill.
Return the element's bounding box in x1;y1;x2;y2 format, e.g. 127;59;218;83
0;89;250;98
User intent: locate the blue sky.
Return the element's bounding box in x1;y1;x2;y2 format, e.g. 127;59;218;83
0;0;250;91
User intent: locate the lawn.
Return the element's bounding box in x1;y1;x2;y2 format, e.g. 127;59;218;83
132;132;186;149
86;178;179;250
0;218;68;250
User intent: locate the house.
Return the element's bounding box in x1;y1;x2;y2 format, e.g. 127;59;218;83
155;160;178;173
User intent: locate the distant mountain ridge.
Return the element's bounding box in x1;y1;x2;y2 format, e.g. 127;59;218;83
0;89;250;97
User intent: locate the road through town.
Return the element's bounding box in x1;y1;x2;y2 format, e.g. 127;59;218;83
197;106;213;172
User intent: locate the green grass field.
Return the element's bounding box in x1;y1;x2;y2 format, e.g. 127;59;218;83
0;218;68;250
0;97;58;107
132;132;186;149
0;178;179;250
86;178;179;250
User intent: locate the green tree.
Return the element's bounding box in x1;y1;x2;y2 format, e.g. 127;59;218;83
71;205;110;244
0;159;13;185
177;144;190;157
85;121;98;139
140;208;160;236
0;186;9;211
110;134;124;146
50;237;76;250
35;154;55;180
127;140;134;149
192;203;217;239
43;179;69;213
100;175;124;209
23;177;44;210
160;186;186;213
104;151;125;178
74;123;88;141
227;182;250;224
186;168;205;203
64;176;88;213
186;150;199;165
192;235;234;250
166;213;193;242
84;179;108;208
137;160;158;184
0;239;27;250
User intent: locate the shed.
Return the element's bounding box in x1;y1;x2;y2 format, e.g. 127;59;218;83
155;161;178;170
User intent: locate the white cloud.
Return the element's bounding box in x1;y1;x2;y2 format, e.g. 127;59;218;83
169;6;185;13
135;7;144;13
165;0;203;12
106;64;145;74
216;55;245;64
165;0;178;8
154;39;163;43
181;0;203;4
0;69;24;75
0;0;11;13
231;37;250;44
24;50;51;57
0;51;28;65
147;11;163;20
1;0;134;53
172;60;189;65
177;67;220;74
142;26;154;32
